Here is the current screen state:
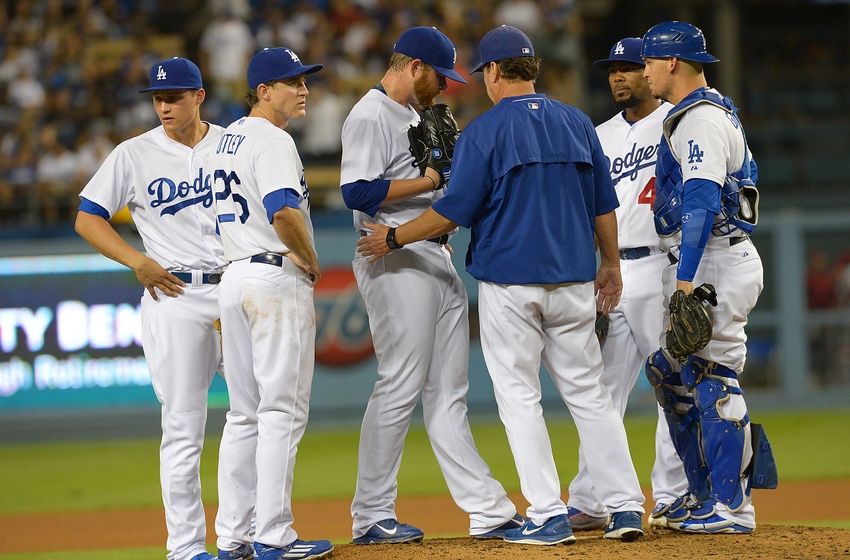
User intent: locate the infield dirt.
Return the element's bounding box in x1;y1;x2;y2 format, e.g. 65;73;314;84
2;479;849;557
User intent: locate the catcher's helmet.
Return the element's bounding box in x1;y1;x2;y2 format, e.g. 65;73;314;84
641;21;718;63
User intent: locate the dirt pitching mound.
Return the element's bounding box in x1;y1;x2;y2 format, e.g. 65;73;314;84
329;525;850;560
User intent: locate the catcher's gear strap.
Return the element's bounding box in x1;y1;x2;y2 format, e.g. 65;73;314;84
746;423;778;490
340;178;390;217
646;349;711;501
684;358;751;510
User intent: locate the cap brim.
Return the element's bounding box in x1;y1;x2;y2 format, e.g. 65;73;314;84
278;63;324;80
689;53;719;63
432;65;467;84
470;60;487;73
592;58;645;70
139;85;200;93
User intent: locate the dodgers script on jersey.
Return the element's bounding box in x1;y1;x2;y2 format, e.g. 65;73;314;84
79;125;226;271
211;116;314;261
340;88;445;231
595;102;671;250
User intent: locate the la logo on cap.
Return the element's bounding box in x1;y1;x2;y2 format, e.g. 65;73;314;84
156;65;167;80
614;41;625;55
286;49;300;63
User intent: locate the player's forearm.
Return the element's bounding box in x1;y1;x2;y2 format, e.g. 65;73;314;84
594;210;620;267
384;169;441;204
395;208;456;245
272;207;319;268
74;211;147;271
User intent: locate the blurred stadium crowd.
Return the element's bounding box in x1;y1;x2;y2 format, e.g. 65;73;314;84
0;0;847;230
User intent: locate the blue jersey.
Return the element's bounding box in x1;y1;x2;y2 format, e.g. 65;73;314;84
432;94;618;284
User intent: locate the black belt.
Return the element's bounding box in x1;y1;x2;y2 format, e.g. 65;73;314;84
667;236;749;265
619;247;651;260
172;271;222;284
251;252;284;267
359;230;448;245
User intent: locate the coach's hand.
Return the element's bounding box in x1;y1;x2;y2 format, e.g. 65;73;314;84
595;263;622;314
357;222;392;263
132;255;185;300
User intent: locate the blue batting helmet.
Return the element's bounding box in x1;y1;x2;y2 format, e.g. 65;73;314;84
641;21;718;64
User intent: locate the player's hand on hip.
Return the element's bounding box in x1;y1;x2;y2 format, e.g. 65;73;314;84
595;263;622;314
357;221;391;263
132;255;184;300
286;251;322;284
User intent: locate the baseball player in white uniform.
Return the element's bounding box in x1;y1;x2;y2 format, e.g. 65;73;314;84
566;37;687;531
339;26;520;543
641;21;767;534
75;57;224;560
357;24;646;546
211;48;331;560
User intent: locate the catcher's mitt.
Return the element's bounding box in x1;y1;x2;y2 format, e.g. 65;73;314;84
666;283;718;361
407;103;459;189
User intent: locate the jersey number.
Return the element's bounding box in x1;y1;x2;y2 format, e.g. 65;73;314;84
214;169;249;224
638;177;656;206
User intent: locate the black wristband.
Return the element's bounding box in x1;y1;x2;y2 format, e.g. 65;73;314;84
386;227;404;250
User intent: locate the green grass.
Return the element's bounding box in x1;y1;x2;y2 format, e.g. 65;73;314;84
1;409;849;514
0;549;164;560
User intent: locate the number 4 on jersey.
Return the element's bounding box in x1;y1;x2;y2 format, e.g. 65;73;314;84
638;177;656;206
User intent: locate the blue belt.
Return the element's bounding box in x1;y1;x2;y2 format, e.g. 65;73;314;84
359;230;448;245
619;247;651;260
251;253;284;267
172;271;222;284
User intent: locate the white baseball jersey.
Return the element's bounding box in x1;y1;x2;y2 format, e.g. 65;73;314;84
341;87;517;538
212;116;314;261
80;124;227;271
80;123;225;560
340;88;445;230
594;103;671;250
657;88;763;528
211;115;319;550
667;90;746;187
568;103;688;518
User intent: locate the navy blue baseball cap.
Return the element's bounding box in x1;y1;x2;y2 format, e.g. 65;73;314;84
247;47;323;89
593;37;645;70
393;26;467;84
140;57;203;93
471;25;535;73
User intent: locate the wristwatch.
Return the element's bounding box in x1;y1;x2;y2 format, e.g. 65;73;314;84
386;227;404;250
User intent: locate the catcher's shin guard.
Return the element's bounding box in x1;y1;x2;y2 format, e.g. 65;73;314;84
683;357;752;511
646;349;710;501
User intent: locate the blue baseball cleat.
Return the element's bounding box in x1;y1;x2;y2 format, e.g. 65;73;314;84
353;519;424;544
217;543;254;560
254;540;333;560
604;511;645;541
678;513;754;534
503;514;576;545
472;514;525;539
567;506;609;531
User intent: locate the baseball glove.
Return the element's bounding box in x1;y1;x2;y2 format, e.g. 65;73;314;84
595;312;610;347
666;283;718;361
407;103;459;189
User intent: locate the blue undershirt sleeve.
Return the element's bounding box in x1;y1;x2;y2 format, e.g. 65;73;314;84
677;178;721;281
341;179;390;217
78;197;110;219
263;188;301;223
